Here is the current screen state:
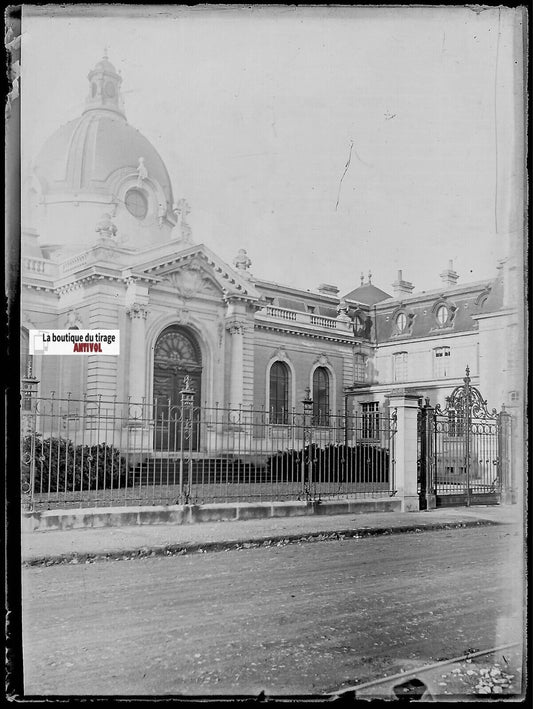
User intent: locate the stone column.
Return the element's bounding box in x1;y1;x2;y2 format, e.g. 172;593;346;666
126;302;148;418
226;320;245;407
388;390;420;512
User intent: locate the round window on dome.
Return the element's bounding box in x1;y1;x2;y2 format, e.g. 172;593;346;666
125;189;148;219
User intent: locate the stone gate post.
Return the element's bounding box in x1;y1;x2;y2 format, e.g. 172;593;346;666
388;390;420;512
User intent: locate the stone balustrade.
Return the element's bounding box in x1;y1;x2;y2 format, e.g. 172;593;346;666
23;257;53;275
60;252;90;273
257;305;352;333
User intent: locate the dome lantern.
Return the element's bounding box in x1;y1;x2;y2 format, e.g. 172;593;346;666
84;49;125;117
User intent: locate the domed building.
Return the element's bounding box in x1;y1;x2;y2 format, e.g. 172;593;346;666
21;55;522;510
27;52;176;258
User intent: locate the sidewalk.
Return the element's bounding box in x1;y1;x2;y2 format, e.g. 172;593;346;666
21;504;522;566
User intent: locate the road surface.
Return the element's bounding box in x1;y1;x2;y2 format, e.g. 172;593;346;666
22;525;523;696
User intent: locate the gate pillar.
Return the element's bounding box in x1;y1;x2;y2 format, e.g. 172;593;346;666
388;391;420;512
499;407;514;504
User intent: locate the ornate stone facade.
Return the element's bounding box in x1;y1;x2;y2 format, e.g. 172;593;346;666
21;55;521;435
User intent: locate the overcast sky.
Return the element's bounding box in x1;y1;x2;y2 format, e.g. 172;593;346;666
21;5;523;296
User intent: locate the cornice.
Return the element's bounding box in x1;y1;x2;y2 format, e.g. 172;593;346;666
23;281;57;294
54;269;125;294
254;322;355;345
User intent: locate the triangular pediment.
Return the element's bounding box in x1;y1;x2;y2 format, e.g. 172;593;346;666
130;242;262;302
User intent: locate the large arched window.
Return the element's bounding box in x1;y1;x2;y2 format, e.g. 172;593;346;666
269;361;289;424
312;367;330;425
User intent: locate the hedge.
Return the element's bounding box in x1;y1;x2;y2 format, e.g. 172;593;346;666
22;435;132;493
267;443;390;483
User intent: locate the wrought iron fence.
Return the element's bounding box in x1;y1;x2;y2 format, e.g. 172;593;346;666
21;386;397;511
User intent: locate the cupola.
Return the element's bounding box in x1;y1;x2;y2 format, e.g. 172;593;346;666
83;49;125;117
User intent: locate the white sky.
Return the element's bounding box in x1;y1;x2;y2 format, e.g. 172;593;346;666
20;5;523;296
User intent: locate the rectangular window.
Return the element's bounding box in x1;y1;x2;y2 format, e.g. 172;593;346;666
434;347;451;378
393;352;408;382
448;410;465;437
353;354;366;383
361;402;379;439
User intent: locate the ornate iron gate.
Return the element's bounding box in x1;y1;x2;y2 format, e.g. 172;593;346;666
418;367;511;508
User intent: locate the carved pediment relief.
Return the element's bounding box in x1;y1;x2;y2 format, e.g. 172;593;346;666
160;258;220;299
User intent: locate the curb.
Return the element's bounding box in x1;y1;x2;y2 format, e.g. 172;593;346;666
21;498;402;533
22;518;500;567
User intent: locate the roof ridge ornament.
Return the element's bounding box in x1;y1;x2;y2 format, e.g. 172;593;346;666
233;248;252;278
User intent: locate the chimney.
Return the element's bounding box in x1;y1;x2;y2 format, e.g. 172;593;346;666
392;270;414;297
318;283;339;296
440;260;459;287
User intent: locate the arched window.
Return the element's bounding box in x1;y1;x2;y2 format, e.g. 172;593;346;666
269;361;289;424
312;367;330;426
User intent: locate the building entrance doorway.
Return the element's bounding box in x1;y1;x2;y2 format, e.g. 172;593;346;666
153;325;202;451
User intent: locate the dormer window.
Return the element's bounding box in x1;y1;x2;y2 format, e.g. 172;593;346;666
432;300;457;329
396;312;407;333
436;304;449;326
125;188;148;219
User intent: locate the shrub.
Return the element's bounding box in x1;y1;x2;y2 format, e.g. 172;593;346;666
22;435;131;493
266;443;390;483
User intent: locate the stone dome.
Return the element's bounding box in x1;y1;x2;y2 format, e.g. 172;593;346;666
33;54;174;208
33;110;174;207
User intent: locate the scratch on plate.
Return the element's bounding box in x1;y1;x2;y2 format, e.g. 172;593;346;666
335;140;354;211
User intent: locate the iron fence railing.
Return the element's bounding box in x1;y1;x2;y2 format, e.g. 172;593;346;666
21;388;397;511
